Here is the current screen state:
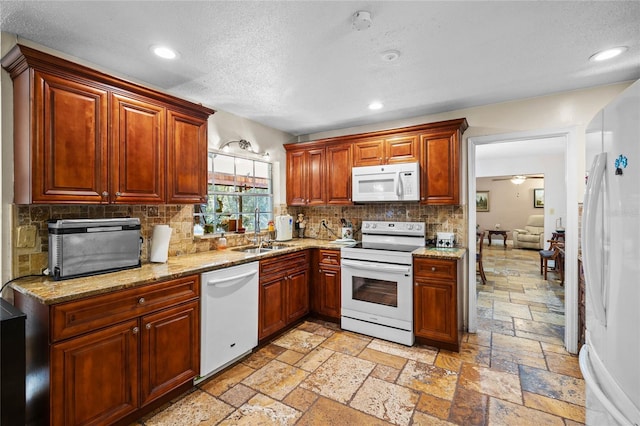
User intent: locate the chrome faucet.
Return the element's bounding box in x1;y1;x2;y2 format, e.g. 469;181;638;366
254;207;261;246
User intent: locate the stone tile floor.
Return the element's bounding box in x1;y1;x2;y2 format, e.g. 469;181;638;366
135;245;583;425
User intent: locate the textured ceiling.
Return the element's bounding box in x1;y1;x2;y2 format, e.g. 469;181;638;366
2;1;639;136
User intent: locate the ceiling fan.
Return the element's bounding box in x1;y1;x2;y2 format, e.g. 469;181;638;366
491;174;544;184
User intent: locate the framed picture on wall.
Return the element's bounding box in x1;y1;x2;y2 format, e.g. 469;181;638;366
533;188;544;208
476;191;490;212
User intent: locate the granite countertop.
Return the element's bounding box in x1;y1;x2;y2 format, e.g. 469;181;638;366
412;247;467;259
10;238;466;305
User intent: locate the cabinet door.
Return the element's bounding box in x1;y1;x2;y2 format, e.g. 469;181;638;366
414;279;456;344
353;138;384;166
317;266;341;319
386;135;419;164
259;275;287;339
286;148;325;206
32;70;108;203
166;110;208;203
420;130;459;204
51;319;139;426
287;268;310;323
140;301;199;407
286;149;307;205
111;93;165;204
306;148;326;205
326;143;353;205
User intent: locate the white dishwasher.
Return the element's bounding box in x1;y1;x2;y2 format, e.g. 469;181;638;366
198;261;259;382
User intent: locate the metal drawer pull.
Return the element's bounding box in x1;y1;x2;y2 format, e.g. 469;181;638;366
132;327;139;334
138;297;145;304
146;323;151;330
431;267;436;271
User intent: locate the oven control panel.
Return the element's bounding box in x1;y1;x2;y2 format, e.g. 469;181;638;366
361;221;425;237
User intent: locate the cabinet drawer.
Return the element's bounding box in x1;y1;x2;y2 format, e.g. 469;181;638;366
414;258;456;280
51;275;199;342
260;251;309;278
319;250;340;266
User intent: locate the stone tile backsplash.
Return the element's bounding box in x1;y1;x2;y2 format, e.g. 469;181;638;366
288;204;467;244
12;202;465;277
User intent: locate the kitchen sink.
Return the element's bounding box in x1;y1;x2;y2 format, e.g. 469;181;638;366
232;244;292;254
232;246;272;254
268;244;292;250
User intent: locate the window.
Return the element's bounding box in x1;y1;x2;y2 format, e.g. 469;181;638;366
196;152;273;235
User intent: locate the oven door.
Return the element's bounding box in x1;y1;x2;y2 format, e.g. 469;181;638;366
341;258;413;325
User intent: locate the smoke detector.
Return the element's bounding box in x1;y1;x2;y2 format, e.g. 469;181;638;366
352;11;372;31
381;50;401;62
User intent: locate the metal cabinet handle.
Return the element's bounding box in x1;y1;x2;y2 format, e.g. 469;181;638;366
146;323;151;330
138;297;145;304
116;192;122;196
101;191;109;197
431;267;436;271
132;327;139;334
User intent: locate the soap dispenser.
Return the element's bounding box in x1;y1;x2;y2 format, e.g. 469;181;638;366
217;232;227;250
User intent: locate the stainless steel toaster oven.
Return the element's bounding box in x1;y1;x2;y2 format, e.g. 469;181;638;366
48;218;142;280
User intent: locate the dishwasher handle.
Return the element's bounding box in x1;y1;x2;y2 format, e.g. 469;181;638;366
207;270;257;288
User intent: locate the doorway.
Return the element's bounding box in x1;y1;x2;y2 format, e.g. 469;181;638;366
467;128;579;354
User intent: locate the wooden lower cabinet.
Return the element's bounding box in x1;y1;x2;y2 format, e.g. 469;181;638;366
313;249;341;321
51;319;139;425
258;274;287;339
259;251;310;341
15;275;200;426
140;301;199;407
413;257;463;351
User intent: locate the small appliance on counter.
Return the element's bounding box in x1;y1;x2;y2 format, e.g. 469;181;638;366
48;218;142;280
274;215;293;241
436;232;456;248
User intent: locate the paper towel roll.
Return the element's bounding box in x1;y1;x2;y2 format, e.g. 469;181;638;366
150;225;172;263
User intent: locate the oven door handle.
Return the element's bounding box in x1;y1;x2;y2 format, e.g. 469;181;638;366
342;259;411;274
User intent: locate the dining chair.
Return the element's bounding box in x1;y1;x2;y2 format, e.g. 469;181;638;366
539;239;564;284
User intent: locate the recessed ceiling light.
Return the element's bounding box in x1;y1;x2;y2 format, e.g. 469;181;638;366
589;46;628;62
151;45;178;60
368;101;383;110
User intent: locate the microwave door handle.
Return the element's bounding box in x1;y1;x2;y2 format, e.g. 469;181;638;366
395;172;403;198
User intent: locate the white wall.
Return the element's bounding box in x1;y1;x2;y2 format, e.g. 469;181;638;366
1;33;16;287
208;110;295;206
476;177;545;238
476;150;565;244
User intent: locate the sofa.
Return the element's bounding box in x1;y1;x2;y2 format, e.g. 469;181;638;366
512;215;545;249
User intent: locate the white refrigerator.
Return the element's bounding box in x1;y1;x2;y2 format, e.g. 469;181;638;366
580;79;640;426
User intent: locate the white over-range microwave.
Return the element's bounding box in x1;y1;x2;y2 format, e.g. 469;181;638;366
352;162;420;202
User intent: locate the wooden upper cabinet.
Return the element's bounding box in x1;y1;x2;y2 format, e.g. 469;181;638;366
1;44;214;205
166;110;208;204
286;150;308;205
353;135;418;166
326;143;352;204
419;119;468;205
386;135;419;164
286;147;325;206
31;70;109;204
112;93;166;204
353;138;385;166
